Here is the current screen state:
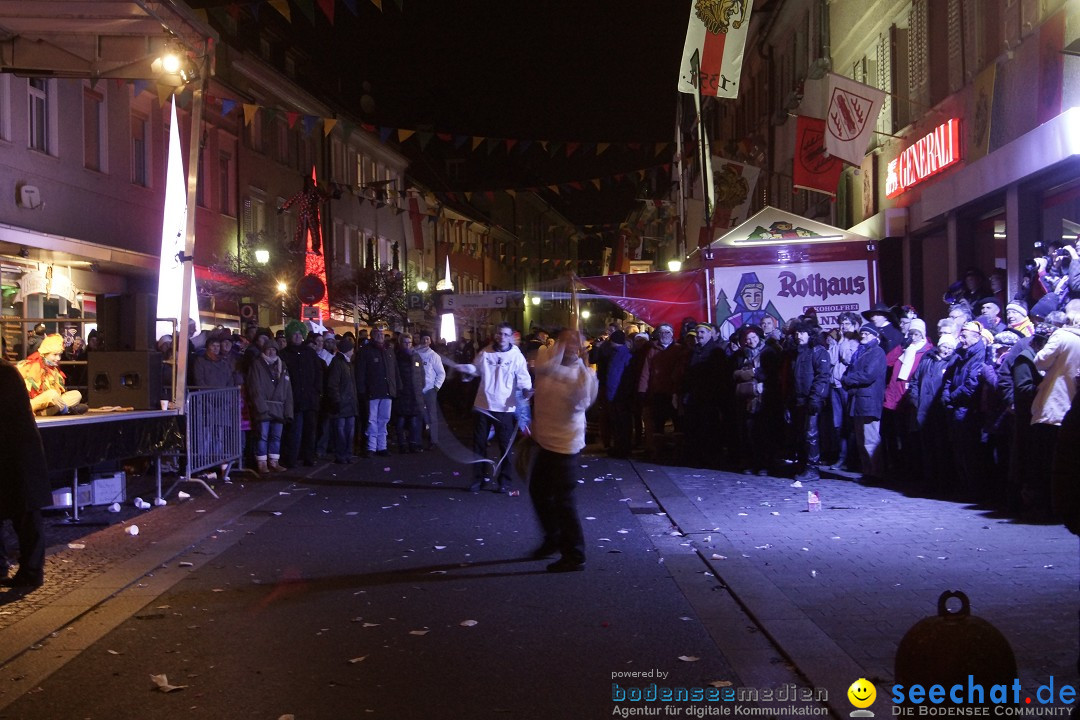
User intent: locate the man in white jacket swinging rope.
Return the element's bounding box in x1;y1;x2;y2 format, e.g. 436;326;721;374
455;323;533;494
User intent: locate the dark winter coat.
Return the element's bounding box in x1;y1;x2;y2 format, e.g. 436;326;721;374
0;359;50;515
393;347;425;416
354;342;400;400
604;343;632;403
877;324;904;355
1010;346;1042;429
280;343;323;412
790;342;831;412
841;341;887;419
191;353;236;389
908;348;957;427
682;340;725;407
941;341;986;422
246;356;294;423
324;353;358;419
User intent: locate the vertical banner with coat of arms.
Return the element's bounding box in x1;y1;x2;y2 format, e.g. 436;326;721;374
678;0;755;98
824;73;885;167
711;157;760;229
793;116;845;196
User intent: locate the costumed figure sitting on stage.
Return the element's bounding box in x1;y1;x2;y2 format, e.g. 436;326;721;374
278;177;339;256
16;334;88;416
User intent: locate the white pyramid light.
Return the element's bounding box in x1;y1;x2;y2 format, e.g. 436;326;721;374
156;102;199;340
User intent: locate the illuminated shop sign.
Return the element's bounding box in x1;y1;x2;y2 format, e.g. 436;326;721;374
885;118;961;198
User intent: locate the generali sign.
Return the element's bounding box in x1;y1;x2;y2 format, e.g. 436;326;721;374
885;118;961;198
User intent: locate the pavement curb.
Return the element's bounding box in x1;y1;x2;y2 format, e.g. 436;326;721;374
635;461;865;713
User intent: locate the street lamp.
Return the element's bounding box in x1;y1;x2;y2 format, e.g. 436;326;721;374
277;280;287;328
667;259;683;272
255;249;270;264
416;279;429;293
531;295;541;306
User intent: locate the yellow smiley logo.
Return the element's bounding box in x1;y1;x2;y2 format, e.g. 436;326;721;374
848;678;876;708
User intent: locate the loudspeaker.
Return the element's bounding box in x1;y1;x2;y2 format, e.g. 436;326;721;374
98;293;156;351
87;351;163;410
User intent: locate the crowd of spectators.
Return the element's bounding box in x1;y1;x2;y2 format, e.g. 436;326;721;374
587;250;1080;523
185;320;448;475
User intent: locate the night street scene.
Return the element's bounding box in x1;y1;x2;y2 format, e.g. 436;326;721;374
1;1;1080;718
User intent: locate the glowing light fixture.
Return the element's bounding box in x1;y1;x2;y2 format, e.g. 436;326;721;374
416;279;429;292
277;281;288;293
531;295;541;306
667;259;683;272
581;310;591;319
255;249;270;264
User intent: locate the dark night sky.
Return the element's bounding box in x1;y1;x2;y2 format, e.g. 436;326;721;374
330;1;687;143
197;0;693;223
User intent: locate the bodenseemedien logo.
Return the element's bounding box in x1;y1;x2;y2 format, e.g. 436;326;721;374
848;678;877;717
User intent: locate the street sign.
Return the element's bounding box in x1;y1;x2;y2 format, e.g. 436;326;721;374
441;293;510;310
406;292;424;310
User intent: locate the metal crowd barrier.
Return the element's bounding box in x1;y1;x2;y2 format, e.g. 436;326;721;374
163;386;244;499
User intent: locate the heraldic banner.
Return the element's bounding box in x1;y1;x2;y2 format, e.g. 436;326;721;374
793;116;845;197
678;0;755;99
824;73;885;167
711;156;760;230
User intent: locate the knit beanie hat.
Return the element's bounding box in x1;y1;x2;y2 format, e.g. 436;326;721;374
858;324;880;337
284;320;307;339
1006;300;1028;316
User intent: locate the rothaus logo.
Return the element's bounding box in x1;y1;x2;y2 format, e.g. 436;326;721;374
777;270;867;302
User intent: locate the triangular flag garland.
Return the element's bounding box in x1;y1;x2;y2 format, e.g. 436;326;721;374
188;93;670;160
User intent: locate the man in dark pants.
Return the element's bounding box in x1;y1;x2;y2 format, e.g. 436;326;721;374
0;357;50;591
454;324;532;493
528;329;598;572
280;320;323;468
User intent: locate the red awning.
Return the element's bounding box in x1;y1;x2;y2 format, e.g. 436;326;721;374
576;270;708;331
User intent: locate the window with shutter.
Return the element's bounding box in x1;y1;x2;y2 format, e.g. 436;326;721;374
909;0;929;109
948;0;966;92
876;33;892;137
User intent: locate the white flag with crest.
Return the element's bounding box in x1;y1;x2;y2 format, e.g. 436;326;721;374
824;73;885;166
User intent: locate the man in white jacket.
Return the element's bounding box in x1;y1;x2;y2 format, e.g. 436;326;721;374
457;323;533;493
416;330;446;448
529;329;598;572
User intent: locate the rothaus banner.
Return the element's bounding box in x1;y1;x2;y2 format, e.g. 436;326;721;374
713;260;872;341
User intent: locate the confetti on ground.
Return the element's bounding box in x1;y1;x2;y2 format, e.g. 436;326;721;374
67;543;85;550
459;620;478;627
409;630;430;636
434;545;447;550
150;674;187;693
178;562;193;568
348;656;367;664
678;656;700;662
710;680;733;688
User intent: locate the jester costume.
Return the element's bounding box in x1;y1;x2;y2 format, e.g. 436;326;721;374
279;178;332;256
16;334;84;415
